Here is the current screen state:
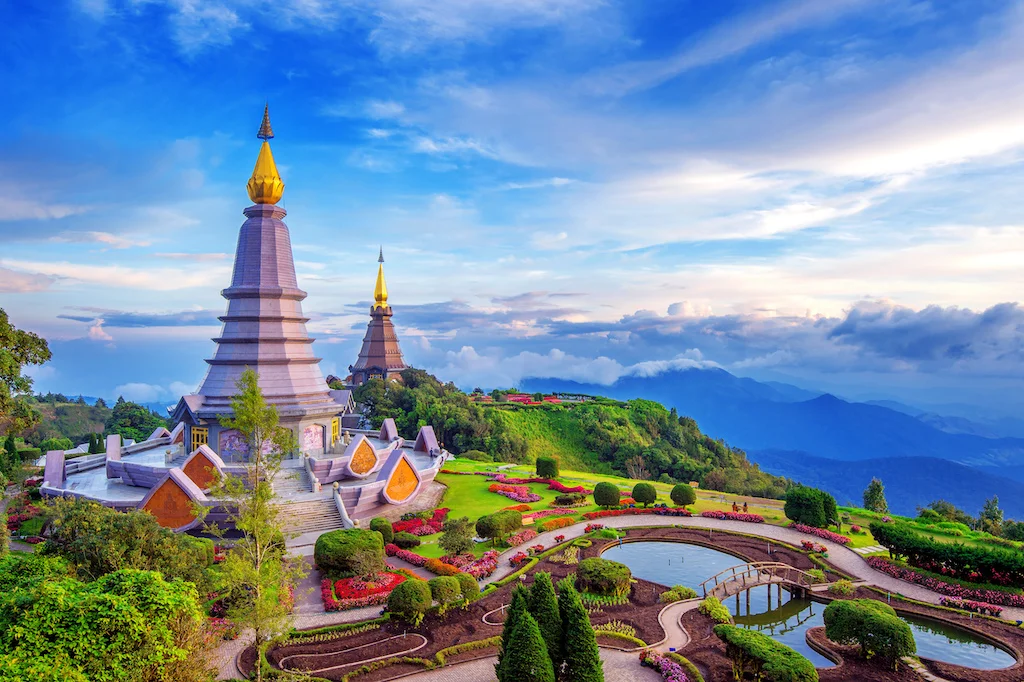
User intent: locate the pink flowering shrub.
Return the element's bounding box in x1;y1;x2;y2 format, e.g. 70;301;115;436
384;544;429;567
584;508;691;520
940;597;1003;616
639;649;689;682
867;557;1024;607
700;510;765;523
507;529;539;547
850;525;862;533
801;540;828;553
393;508;449;535
527;544;545;555
790;523;851;545
584;523;604;533
465;551;499;579
488;483;542;503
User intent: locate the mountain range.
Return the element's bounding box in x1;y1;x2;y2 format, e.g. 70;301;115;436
521;369;1024;518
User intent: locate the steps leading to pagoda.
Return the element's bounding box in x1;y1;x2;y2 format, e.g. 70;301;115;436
276;498;344;535
273;468;312;496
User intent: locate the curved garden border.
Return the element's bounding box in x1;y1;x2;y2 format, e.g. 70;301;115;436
277;633;429;675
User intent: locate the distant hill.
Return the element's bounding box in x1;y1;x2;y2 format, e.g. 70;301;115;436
749;450;1024;519
22;401;111;446
522;368;1024;514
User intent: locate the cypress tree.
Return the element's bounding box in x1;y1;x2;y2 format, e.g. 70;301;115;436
528;572;563;670
558;577;604;682
499;612;555;682
495;585;529;678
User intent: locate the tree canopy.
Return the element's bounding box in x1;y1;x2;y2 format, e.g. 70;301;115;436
0;308;51;435
104;397;168;443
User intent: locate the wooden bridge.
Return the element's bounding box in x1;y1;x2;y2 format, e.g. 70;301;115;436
698;561;819;599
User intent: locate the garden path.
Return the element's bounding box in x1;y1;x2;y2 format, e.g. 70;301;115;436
481;515;1024;623
393;649;662;682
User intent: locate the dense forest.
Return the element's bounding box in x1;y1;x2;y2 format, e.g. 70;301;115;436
17;394;168;447
354;370;792;499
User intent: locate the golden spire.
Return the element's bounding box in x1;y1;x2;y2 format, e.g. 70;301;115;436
373;247;388;309
247;104;284;204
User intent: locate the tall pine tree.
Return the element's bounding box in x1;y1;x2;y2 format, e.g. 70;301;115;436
529;572;563;670
498;612;555;682
495;585;529;678
558;577;604;682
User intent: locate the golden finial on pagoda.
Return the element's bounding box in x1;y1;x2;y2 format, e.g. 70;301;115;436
373;247;388;309
247;104;284;204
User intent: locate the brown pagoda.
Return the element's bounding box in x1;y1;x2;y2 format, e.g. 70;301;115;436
349;248;408;385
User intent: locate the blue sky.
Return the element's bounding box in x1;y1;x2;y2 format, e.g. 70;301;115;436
3;0;1024;415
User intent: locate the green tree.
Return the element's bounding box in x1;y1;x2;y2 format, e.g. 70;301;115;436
558;577;604;682
496;585;529;678
439;515;475;556
528;572;563;670
862;478;888;513
498;611;555;682
593;481;620;508
631;482;657;507
0;308;51;436
387;579;432;625
0;565;210;682
784;485;837;528
536;456;559;478
95;397;108;409
201;369;304;682
104;399;167;443
980;496;1004;536
476;510;523;545
39;436;73;453
670;483;697;507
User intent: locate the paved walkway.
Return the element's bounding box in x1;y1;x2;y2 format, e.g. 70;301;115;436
389;649;662;682
851;544;886;555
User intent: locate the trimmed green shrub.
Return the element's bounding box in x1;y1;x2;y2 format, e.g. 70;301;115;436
39;437;73;453
314;529;385;577
828;579;854;596
576;557;632;598
387;579;433;625
555;493;587;506
823;599;915;666
573;538;592;548
428;576;461;607
659;585;698;603
714;624;818;681
698;596;732;624
632;482;657;507
536;456;559;479
393;531;421;549
476;510;523;544
558;577;605;682
593;482;620;508
670;483;697;507
528;572;562;669
369;517;393;544
784;486;837;528
454;572;480;602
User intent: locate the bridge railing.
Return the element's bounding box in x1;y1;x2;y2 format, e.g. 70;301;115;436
698;561;817;598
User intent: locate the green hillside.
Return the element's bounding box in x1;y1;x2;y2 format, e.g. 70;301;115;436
355;370;792;499
22;400;110;446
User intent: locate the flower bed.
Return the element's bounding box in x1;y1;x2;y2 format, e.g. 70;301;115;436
540;516;576;532
488;483;542;503
867;557;1024;607
524;508;577;522
440;553;476;568
503;504;532;512
509;552;530;567
334;572;406;600
584;523;604;533
790;523;850;545
801;540;828;553
321;575;402;612
619;497;635;506
639;650;689;682
940;597;1004;617
465;551;499;579
392;508;449;536
507;529;539;547
583;507;692;520
384;544;428;567
554;534;566;542
424;558;461;576
527;544;545;555
483;472;592;494
700;510;765;523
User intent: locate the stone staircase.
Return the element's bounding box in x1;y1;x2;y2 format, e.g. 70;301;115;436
276;498;344;535
273;468;311;496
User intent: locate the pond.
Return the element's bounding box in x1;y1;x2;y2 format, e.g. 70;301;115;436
603;541;1016;670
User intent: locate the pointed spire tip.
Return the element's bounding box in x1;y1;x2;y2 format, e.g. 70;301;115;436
257;103;274;141
378;246;384;263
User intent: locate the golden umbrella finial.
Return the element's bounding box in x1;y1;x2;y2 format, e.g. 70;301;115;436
247;104;284;204
374;249;388;309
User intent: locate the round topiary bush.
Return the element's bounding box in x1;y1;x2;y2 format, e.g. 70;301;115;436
670;483;697;507
393;531;421;549
369;517;394;544
536;456;560;479
593;482;620;508
387;579;433;625
454;571;480;602
632;482;657;507
428;575;461;605
576;557;632;597
313;528;385;577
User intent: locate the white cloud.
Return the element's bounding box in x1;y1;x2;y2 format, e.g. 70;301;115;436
87;320;114;342
51;231;151;249
0;267;54;293
113;382;164;402
1;259;230;291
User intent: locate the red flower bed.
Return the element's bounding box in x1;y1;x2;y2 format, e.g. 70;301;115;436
385;544;428;567
334;572;406;600
507;529;539;547
527;544;545;555
619;497;635;505
509;551;530;567
465;551;499;579
547;480;592;494
790;523;850;545
583;507;692;520
584;523;604;533
393;508;449;536
554;535;566;542
700;510;765;523
540;516;576;532
440;553;476;568
487;473;592;495
504;504;533;512
867;557;1024;607
801;540;828;553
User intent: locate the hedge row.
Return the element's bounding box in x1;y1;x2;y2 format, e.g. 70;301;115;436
870;521;1024;585
713;624;818;682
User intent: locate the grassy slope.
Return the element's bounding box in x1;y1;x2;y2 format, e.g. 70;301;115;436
24;402;109;444
485;407;607;472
